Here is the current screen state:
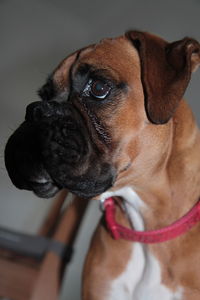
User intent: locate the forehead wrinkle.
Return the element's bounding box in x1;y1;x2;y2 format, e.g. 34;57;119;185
53;44;95;90
53;52;79;91
73;62;123;86
71;44;96;76
75;36;141;84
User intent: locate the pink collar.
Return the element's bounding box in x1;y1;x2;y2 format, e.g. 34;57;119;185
103;197;200;243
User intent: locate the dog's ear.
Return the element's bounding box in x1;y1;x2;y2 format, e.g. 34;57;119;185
126;30;200;124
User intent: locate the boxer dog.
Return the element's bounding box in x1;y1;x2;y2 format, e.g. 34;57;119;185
5;31;200;299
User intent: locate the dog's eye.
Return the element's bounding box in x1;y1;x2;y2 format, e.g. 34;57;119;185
90;80;111;99
83;79;111;99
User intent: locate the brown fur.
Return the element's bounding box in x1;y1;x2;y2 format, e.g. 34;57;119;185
52;32;200;299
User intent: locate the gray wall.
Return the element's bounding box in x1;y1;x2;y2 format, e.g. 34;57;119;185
0;0;199;299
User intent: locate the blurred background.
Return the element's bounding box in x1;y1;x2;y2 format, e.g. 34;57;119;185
0;0;200;299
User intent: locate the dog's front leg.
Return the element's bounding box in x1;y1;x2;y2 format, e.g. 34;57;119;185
82;217;134;300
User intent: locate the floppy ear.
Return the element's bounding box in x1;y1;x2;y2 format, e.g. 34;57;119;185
125;30;200;124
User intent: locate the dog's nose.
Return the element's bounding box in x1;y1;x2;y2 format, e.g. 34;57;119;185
25;101;64;122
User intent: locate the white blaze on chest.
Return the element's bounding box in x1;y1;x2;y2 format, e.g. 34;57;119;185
99;187;183;300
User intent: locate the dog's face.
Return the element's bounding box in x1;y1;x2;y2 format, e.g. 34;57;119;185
5;31;200;198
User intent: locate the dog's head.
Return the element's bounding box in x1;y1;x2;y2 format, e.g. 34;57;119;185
5;31;200;198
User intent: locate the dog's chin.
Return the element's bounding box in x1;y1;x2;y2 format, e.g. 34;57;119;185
68;184;112;199
64;174;116;199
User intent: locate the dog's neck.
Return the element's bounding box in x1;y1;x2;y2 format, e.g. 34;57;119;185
112;100;200;229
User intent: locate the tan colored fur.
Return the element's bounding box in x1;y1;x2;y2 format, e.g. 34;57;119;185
53;35;200;300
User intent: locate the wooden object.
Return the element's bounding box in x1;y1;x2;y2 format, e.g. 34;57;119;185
0;190;89;300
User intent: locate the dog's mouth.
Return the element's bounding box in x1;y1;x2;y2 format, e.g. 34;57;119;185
26;179;60;198
4;102;116;199
4;122;60;198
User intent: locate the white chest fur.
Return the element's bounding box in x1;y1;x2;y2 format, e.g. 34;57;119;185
100;187;183;300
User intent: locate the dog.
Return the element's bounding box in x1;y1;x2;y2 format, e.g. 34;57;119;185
5;30;200;299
